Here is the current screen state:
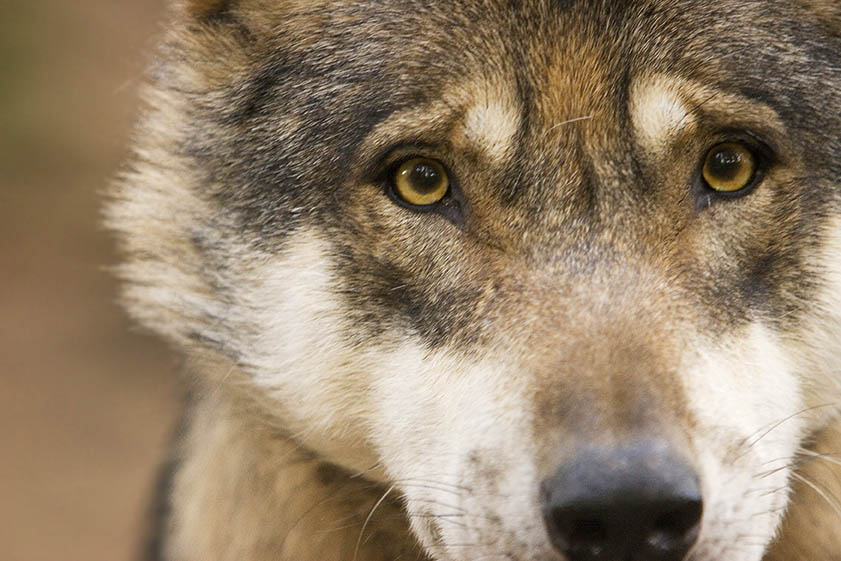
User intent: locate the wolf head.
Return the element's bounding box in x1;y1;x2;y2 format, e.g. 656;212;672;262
110;1;841;559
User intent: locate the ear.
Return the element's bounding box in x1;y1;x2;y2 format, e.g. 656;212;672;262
182;0;233;20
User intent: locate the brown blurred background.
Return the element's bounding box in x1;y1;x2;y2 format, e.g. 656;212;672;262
0;2;180;560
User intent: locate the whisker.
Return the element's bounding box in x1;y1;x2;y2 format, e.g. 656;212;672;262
395;477;471;490
407;513;468;528
797;447;841;469
791;471;841;519
547;115;593;132
407;497;470;514
354;484;396;561
730;402;839;463
207;362;237;399
390;481;467;496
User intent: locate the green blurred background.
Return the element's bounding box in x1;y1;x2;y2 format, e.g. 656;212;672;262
1;2;179;560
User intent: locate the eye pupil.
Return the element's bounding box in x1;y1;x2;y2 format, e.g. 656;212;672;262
407;163;442;194
708;149;744;181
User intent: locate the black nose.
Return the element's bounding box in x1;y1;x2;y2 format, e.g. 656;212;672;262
541;441;702;561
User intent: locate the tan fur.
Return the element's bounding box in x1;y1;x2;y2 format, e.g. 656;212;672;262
166;379;426;561
766;420;841;561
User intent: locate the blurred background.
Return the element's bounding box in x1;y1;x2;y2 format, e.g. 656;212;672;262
1;2;179;560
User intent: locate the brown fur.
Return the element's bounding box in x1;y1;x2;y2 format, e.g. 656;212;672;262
766;421;841;561
183;0;230;18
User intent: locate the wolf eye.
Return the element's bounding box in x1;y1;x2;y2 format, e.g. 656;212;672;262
702;142;758;193
392;158;450;206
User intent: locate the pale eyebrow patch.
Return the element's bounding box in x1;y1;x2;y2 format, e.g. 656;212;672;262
456;80;522;162
630;75;697;157
355;78;521;168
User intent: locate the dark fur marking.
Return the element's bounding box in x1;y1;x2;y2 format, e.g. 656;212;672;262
315;462;344;487
139;397;191;561
141;457;177;561
190;53;406;242
498;51;537;207
738;251;778;313
332;248;489;349
187;0;234;24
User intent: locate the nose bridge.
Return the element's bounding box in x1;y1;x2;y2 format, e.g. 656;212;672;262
563;326;682;438
524;259;691;446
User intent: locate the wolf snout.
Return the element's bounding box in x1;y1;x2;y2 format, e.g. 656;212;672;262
540;441;702;561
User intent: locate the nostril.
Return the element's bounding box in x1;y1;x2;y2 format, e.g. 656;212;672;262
655;501;703;535
570;518;607;544
561;517;607;557
648;500;703;552
545;504;611;560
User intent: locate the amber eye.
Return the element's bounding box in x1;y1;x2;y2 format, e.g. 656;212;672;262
392;158;450;206
702;142;758;193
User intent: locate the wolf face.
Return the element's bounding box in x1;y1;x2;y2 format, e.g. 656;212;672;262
110;1;841;560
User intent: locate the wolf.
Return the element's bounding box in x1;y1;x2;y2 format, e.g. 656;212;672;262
108;0;841;559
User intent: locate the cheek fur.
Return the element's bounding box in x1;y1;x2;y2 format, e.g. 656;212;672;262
785;217;841;421
680;323;806;555
227;230;388;473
